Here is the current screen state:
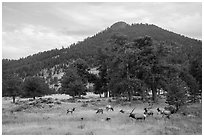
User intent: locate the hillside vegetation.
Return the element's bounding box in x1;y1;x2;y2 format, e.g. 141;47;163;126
3;22;201;79
3;21;202;103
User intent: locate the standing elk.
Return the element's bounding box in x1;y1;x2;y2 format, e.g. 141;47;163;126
164;105;178;114
120;109;125;113
129;108;146;120
106;105;114;111
66;108;75;114
96;108;103;114
106;117;111;121
157;108;171;119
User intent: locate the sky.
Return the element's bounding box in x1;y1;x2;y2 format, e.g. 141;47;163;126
2;2;202;59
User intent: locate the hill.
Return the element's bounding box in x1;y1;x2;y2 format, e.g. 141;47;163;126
2;22;202;90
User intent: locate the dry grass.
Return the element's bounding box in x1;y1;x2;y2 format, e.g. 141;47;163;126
2;95;202;135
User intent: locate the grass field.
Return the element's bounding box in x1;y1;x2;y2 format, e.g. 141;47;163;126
2;94;202;135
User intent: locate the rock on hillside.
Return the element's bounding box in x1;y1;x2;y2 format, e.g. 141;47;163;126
110;21;129;30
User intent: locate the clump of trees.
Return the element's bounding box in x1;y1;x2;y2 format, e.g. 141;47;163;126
166;77;188;110
3;73;51;102
60;58;100;98
2;73;22;103
93;35;166;101
91;34;201;109
21;76;50;99
60;67;86;99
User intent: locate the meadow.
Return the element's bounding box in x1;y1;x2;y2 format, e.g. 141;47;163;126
2;94;202;135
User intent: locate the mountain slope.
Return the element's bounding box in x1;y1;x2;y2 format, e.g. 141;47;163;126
3;22;202;79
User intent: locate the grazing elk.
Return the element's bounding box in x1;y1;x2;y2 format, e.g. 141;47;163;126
157;108;171;119
106;117;111;121
96;108;103;114
129;108;146;120
106;105;114;111
120;109;125;113
66;108;75;114
164;105;178;114
144;108;154;116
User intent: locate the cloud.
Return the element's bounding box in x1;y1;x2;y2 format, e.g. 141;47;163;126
2;24;84;59
166;13;202;39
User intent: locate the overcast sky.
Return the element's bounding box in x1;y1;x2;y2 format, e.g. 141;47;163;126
2;2;202;59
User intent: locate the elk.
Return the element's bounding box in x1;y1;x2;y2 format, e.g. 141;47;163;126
106;117;111;121
157;108;171;119
120;109;125;113
106;105;114;111
66;108;75;114
129;108;146;120
164;105;178;114
96;108;103;114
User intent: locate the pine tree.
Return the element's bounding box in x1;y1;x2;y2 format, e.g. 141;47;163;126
60;68;86;99
2;73;22;103
22;76;50;99
166;77;188;110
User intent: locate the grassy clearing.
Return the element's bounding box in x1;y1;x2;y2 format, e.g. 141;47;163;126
2;95;202;135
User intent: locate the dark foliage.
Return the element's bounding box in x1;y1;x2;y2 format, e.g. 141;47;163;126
22;76;50;99
166;77;188;109
2;73;22;103
60;67;86;98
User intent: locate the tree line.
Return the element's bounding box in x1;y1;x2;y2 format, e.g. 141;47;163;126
3;73;50;103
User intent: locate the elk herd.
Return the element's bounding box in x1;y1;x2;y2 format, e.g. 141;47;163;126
66;104;178;122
